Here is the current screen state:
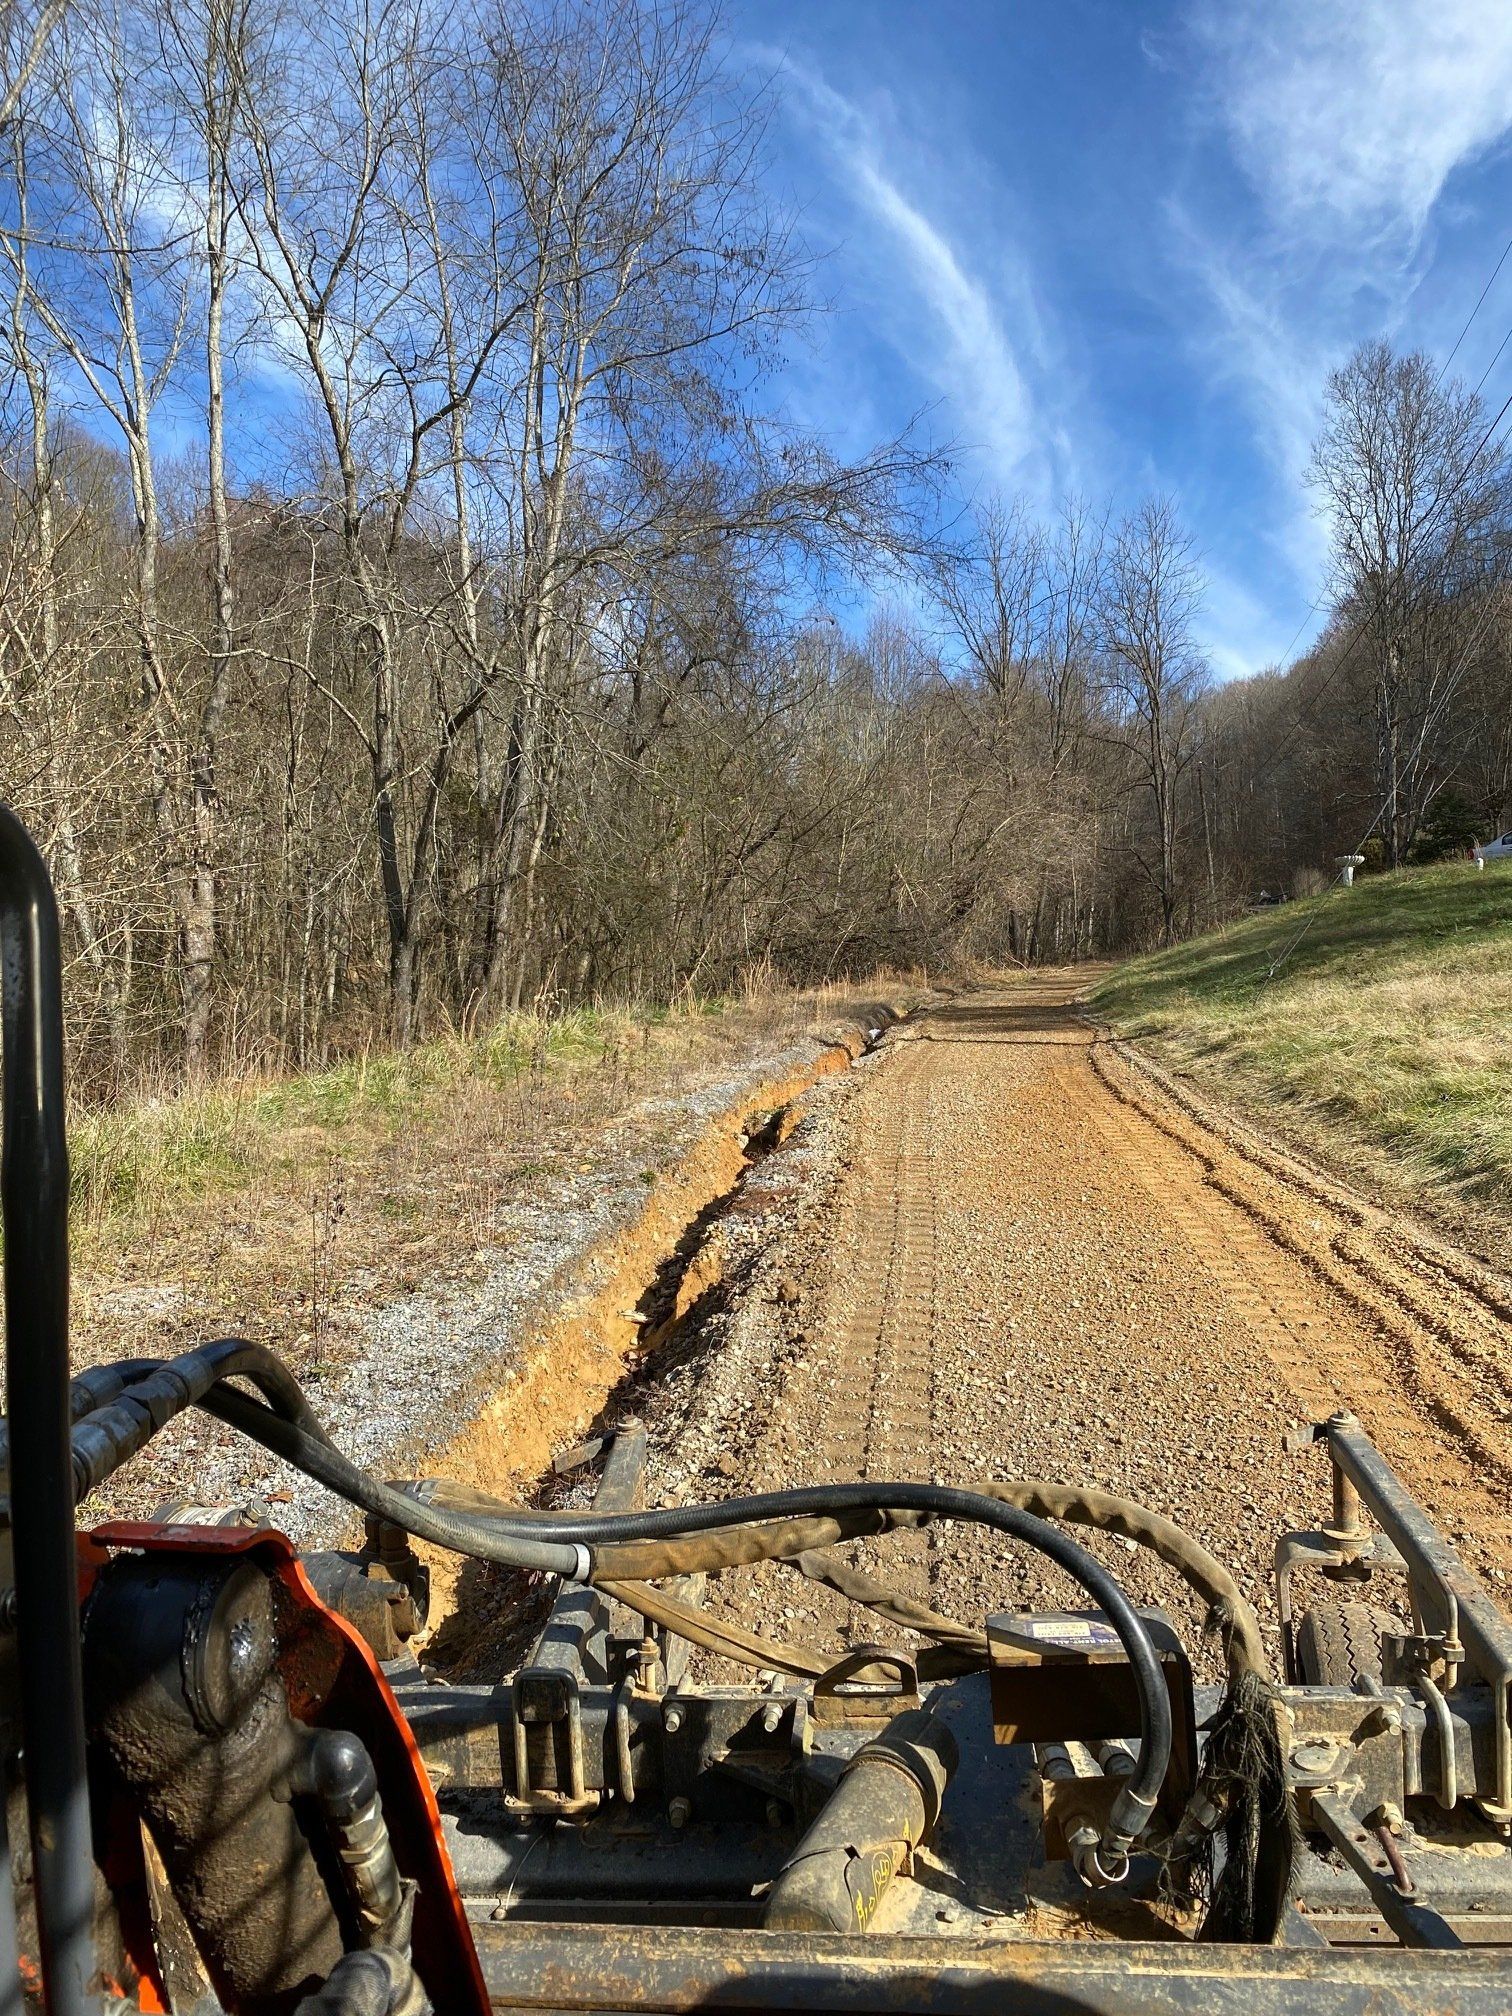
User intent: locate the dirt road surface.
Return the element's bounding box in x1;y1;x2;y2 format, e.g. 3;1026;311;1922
669;974;1512;1675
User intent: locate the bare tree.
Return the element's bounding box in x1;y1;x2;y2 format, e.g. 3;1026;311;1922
0;2;215;1055
461;0;807;1009
146;0;261;1069
0;77;125;1050
1307;340;1507;866
234;0;533;1043
1099;496;1209;944
17;3;1512;1089
0;0;65;135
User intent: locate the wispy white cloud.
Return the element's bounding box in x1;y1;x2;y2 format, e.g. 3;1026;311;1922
1164;206;1332;588
1198;560;1303;684
769;54;1054;494
846;155;1035;474
1172;0;1512;647
1192;0;1512;251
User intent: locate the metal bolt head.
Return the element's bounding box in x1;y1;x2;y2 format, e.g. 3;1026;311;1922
765;1799;785;1828
1290;1741;1339;1777
762;1701;783;1735
664;1705;684;1734
667;1796;692;1829
1361;1700;1401;1738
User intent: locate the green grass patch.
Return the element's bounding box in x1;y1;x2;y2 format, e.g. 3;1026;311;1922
67;1005;643;1233
69;1085;263;1224
1092;862;1512;1203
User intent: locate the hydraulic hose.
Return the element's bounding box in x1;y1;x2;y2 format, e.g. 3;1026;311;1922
200;1386;587;1578
419;1469;1264;1674
196;1389;1172;1855
984;1481;1266;1678
789;1485;1267;1680
0;804;98;2016
584;1493;1169;1854
66;1338;333;1504
0;1356;159;1476
38;1348;581;1571
74;1355;1176;1854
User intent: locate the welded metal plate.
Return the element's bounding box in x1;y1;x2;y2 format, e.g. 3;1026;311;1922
474;1918;1512;2013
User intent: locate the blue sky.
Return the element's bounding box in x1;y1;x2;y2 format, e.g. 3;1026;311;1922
726;0;1512;680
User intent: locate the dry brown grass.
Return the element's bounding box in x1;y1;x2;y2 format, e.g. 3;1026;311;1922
67;981;911;1376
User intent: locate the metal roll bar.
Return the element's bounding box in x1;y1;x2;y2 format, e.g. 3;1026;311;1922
0;806;98;2013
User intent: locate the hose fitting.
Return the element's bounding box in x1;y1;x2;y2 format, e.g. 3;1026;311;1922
1103;1782;1159;1863
292;1730;406;1948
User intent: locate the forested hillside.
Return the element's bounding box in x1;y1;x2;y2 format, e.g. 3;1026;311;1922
2;0;1509;1092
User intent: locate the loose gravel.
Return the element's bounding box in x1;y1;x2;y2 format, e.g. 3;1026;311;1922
88;967;1512;1703
87;1012;902;1545
639;974;1512;1685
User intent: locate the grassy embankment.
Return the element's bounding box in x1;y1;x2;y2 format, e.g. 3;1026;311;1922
71;1006;641;1236
1093;862;1512;1218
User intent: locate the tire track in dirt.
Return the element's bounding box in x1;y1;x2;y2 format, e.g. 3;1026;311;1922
697;974;1512;1661
854;1053;939;1599
747;1044;942;1604
1085;1038;1512;1550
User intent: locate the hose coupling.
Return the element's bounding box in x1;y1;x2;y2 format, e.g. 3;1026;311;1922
1072;1831;1132;1889
1083;1783;1157;1881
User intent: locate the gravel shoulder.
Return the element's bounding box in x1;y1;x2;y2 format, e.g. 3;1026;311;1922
86;995;912;1542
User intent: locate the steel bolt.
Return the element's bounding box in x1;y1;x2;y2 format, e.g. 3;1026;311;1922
664;1706;684;1734
668;1796;692;1829
1290;1741;1338;1776
761;1701;783;1734
766;1799;785;1828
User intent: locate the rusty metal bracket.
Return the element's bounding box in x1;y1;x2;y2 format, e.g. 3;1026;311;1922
1309;1787;1462;1949
811;1647;919;1726
1321;1416;1512;1822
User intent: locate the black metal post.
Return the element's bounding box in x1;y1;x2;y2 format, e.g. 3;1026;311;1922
0;805;98;2013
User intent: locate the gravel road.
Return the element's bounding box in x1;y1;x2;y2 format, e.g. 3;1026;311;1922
643;974;1512;1681
93;968;1512;1694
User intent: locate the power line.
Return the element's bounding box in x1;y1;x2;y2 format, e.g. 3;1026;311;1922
1438;228;1512;388
1470;318;1512;401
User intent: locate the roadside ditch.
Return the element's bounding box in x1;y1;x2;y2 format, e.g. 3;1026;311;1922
420;1008;909;1674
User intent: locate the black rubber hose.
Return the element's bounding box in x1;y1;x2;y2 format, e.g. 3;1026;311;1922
584;1489;1167;1854
0;1358;156;1478
0;804;98;2016
293;1948;423;2016
200;1386;585;1577
199;1386;1170;1850
291;1730;404;1943
61;1338;335;1506
81;1353;1173;1850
